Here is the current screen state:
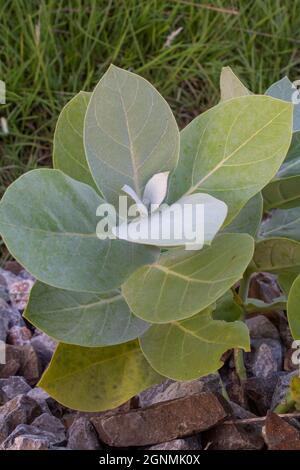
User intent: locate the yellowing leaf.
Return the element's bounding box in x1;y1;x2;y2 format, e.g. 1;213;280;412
39;341;162;412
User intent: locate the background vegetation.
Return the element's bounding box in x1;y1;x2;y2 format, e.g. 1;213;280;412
1;0;300;261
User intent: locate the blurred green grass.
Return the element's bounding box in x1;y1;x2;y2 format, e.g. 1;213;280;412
1;0;300;261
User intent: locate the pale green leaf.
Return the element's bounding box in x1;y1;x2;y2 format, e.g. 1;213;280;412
0;169;158;293
39;340;162;411
84;65;180;207
263;175;300;210
139;308;250;381
168;95;292;223
259;208;300;241
223;192;263;237
24;281;149;347
220;66;251;101
266;76;300;131
277;131;300;178
53;91;97;190
287;274;300;340
122;233;254;323
212;290;243;322
252;238;300;275
278;272;298;295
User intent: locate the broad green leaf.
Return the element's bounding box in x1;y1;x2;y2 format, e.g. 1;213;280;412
263;175;300;210
53;91;97;190
223;192;263;237
277;132;300;178
278;272;298;295
251;238;300;275
139;308;250;381
39;341;162;411
244;297;287;314
220;66;251;101
167;95;292;223
123;233;254;323
259;208;300;241
287;274;300;339
0;169;158;293
212;290;243;322
24;281;149;347
84;65;180;207
266;77;300;132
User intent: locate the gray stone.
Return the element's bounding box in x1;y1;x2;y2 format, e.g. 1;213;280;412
31;332;56;370
245;339;282;378
204;422;264;450
0;315;8;343
148;436;201;450
244;374;281;415
5;434;50;450
0;299;25;328
67;417;100;450
246;315;279;340
271;371;299;410
32;413;66;444
0;376;31;404
0;394;42;444
92;392;230;447
26;387;51;414
0;268;19;290
138;374;222;408
0;423;63;449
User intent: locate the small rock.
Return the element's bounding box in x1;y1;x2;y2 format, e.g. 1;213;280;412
263;411;300;449
0;344;21;378
0;315;9;343
32;413;66;444
271;371;299;411
249;273;282;303
9;279;34;311
19;344;40;385
277;312;294;348
26;387;52;414
7;326;32;346
0;299;25;328
204;422;264;450
0;268;19;290
0;394;42;444
92;392;230;447
4;261;23;275
138;374;222;407
5;434;50;450
0;376;31;404
148;436;201;450
245;339;282;378
244;374;280;415
67;417;100;450
246;315;279;340
0;423;62;449
31;332;56;370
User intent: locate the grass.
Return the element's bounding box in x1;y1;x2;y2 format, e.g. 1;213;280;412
1;0;300;262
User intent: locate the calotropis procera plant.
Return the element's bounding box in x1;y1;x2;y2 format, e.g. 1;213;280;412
1;64;300;412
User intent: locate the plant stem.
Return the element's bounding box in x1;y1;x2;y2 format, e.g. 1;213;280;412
234;348;247;381
239;270;252;304
233;271;252;382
